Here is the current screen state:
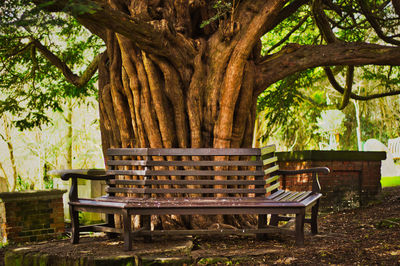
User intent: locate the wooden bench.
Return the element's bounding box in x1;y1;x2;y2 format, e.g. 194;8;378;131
61;145;329;250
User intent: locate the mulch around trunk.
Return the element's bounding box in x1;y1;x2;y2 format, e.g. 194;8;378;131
1;186;400;265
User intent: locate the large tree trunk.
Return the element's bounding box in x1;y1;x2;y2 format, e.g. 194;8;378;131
98;37;257;152
89;0;285;154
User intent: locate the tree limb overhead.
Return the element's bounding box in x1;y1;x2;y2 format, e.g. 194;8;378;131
255;42;400;95
31;38;101;88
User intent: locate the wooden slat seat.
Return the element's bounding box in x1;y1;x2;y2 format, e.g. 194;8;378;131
73;196;310;208
60;145;329;251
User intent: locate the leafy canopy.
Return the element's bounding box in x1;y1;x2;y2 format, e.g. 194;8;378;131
0;0;103;130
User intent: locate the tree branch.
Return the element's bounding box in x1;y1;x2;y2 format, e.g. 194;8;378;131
324;66;400;101
358;0;400;45
33;0;196;85
255;42;400;95
393;0;400;16
265;0;310;34
268;15;309;53
85;3;196;85
30;38;100;88
213;0;286;148
337;66;354;109
312;0;339;43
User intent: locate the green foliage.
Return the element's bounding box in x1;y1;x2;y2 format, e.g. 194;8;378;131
200;0;233;28
0;0;103;130
261;6;317;55
16;175;33;191
257;2;400;150
61;0;101;16
257;69;326;150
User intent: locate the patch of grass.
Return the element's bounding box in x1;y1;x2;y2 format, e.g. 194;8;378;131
0;241;8;248
381;176;400;188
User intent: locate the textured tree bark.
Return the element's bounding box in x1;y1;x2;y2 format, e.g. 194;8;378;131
92;0;284;153
100;36;260;224
91;0;284;229
98;40;258;151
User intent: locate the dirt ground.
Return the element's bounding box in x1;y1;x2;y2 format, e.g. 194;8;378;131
1;186;400;265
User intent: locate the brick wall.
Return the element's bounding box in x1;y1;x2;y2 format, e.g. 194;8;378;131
0;189;66;243
276;151;386;211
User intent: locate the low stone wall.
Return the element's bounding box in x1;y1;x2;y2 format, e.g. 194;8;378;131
276;151;386;210
0;189;66;243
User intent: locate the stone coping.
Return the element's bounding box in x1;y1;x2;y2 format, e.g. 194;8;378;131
277;150;386;162
0;189;67;202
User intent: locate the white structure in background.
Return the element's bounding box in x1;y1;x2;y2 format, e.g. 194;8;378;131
364;139;400;177
317;110;346;151
388;137;400;159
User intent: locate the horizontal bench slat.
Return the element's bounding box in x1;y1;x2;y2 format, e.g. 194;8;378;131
263;156;278;165
266;189;285;200
299;193;321;206
293;191;312;202
261;145;276;155
109;179;267;185
107;148;261;156
281;191;301;201
266;182;280;193
108;170;264;176
107;160;263;167
265;175;280;184
106;187;267;194
264;165;279;175
108;160;147;166
274;191;293;201
133;228;293;236
81;225;122;234
107;148;148;156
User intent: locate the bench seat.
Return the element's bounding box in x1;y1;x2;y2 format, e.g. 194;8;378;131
73;193;321;209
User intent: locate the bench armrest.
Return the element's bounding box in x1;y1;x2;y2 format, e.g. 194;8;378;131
276;167;330;193
60;173;114;181
49;169;114;201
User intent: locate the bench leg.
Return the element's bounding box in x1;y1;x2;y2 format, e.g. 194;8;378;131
269;214;279;226
311;199;320;235
257;214;268;240
122;209;132;251
295;210;305;246
106;214;119;239
69;206;79;244
141;215;152;243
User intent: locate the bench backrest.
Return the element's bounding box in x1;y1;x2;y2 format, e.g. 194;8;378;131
105;145;279;198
